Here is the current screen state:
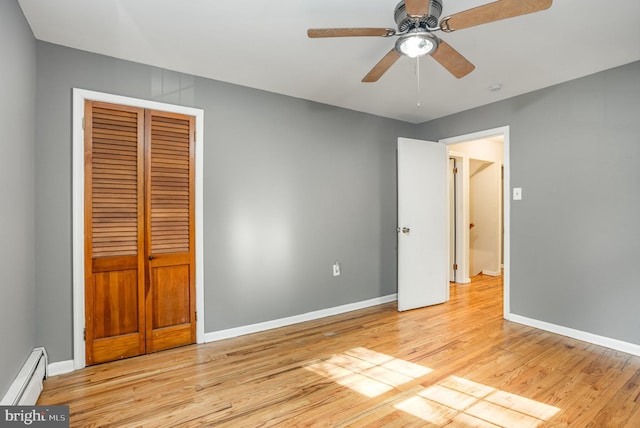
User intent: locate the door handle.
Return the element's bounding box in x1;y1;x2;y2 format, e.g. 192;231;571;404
401;227;410;234
148;255;153;260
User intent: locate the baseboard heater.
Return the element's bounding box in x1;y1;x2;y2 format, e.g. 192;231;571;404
1;347;48;405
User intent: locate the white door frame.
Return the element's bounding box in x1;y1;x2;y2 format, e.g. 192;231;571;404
440;126;510;319
72;88;205;370
448;150;471;284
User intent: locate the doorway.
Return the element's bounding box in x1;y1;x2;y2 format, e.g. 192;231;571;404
72;89;205;370
440;127;510;319
449;138;503;279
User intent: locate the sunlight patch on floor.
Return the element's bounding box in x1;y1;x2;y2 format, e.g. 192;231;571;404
305;348;560;426
396;375;560;427
304;347;432;398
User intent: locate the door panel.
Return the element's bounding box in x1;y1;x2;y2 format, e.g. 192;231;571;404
147;261;193;353
92;269;139;338
397;137;449;311
145;110;196;353
151;263;190;329
85;101;146;365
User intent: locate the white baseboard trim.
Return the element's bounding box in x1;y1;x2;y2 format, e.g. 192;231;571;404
482;270;502;277
508;313;640;357
48;360;75;377
205;294;398;343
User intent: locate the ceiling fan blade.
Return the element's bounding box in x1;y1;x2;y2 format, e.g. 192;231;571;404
405;0;430;17
431;40;475;78
441;0;552;32
307;28;395;38
362;49;402;82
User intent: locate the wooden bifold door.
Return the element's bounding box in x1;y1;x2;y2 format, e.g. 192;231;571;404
84;100;196;365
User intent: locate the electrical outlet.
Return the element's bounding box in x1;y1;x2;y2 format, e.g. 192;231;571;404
333;262;341;277
513;187;522;200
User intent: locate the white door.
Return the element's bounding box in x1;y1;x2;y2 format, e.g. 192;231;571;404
397;137;449;311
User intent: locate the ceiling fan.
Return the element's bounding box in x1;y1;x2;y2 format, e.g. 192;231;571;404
307;0;552;82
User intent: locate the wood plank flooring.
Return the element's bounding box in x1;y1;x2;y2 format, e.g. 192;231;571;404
39;275;640;427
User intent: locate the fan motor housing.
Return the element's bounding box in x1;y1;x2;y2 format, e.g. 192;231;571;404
394;0;443;31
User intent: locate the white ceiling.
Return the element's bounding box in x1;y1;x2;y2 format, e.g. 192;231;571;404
18;0;640;124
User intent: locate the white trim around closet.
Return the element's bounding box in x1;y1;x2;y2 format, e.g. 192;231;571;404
72;88;205;370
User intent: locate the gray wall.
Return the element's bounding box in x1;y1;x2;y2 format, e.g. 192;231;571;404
0;0;37;396
417;61;640;345
35;42;412;362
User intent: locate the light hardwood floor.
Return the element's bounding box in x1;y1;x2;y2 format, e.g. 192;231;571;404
39;275;640;427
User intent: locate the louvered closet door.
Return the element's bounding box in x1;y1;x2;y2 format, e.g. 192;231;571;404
144;110;196;353
84;101;146;365
85;102;196;365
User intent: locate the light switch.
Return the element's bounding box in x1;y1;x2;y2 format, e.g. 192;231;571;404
513;187;522;200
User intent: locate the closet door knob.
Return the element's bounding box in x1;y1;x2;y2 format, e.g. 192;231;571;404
148;255;153;260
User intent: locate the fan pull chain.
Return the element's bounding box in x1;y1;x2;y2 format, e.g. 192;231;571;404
416;57;421;108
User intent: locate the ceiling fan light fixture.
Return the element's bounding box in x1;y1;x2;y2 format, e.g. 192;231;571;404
395;31;438;58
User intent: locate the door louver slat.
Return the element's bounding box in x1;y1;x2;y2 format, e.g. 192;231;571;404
91;107;141;258
148;114;193;255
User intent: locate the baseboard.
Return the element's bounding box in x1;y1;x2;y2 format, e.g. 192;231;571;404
508;313;640;357
205;294;398;343
48;360;75;377
482;270;502;277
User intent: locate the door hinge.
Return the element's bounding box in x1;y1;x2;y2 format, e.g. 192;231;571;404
82;117;86;130
453;264;458;270
452;167;458;174
83;327;86;341
195;311;198;322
